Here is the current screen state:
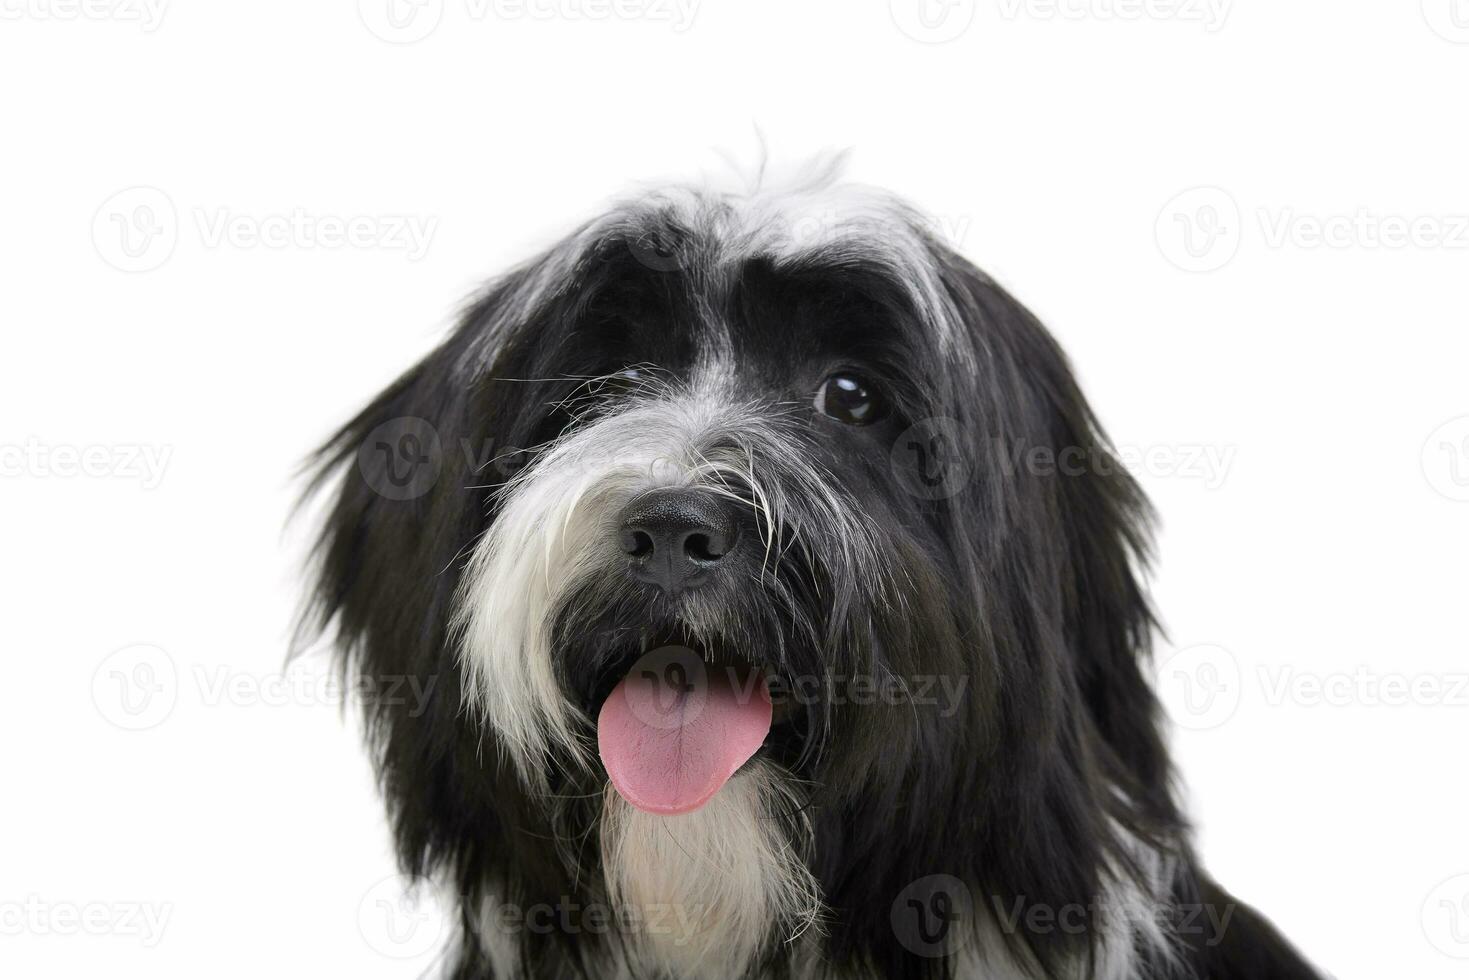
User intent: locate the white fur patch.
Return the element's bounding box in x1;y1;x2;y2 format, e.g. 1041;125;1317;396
599;762;823;979
452;367;742;778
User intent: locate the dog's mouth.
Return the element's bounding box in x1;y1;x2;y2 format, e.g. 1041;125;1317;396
589;634;791;816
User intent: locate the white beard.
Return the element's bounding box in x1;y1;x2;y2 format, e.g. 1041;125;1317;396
599;761;824;980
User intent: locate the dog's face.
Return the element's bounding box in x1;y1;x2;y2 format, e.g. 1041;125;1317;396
305;172;1171;978
456;207;998;803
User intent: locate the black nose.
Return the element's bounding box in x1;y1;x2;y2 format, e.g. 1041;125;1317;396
617;487;738;594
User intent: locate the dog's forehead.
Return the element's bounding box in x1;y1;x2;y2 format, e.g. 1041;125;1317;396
460;173;977;385
560;181;962;377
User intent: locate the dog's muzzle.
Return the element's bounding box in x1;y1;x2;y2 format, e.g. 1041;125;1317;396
617;487;740;595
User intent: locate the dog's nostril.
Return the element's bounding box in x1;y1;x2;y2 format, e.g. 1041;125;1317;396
684;532;725;562
620;529;655;558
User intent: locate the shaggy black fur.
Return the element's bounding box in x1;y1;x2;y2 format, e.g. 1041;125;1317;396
299;190;1324;980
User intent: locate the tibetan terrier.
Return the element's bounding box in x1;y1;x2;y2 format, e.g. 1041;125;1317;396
300;161;1323;979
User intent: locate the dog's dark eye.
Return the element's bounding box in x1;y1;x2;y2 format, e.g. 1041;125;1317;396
814;373;885;425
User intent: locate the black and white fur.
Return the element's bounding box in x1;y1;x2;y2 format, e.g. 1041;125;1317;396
299;159;1324;979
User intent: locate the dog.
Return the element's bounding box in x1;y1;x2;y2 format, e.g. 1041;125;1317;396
299;159;1324;979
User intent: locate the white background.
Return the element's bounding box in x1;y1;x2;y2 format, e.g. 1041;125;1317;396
3;2;1467;977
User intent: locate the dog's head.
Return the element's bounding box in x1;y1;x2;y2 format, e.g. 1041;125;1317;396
302;164;1177;977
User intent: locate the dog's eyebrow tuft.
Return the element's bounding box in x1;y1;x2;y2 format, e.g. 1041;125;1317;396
458;159;977;378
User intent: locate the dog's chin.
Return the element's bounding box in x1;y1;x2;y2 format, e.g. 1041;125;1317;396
582;628;829;976
572;626;810;816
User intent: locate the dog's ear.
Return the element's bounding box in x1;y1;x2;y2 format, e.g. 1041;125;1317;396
297;307;484;677
294;256;574;675
293;265;592;885
933;251;1177;823
291;257;580;767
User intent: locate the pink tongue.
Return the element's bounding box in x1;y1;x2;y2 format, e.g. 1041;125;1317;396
597;648;772;816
